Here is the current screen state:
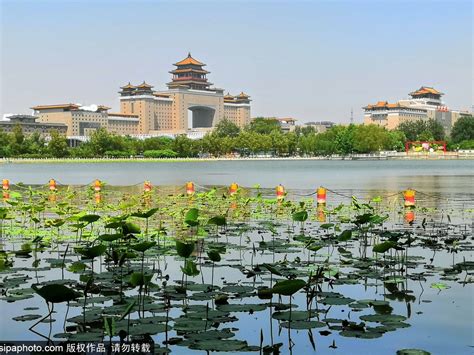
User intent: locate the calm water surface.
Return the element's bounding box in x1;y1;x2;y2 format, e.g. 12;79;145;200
0;160;473;354
2;160;474;192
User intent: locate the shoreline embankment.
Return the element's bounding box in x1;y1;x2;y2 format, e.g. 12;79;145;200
1;151;474;164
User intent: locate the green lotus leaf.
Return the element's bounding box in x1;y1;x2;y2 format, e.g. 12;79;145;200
396;350;431;355
272;279;306;296
373;241;397;253
292;210;308;222
32;284;81;303
280;320;326;329
176;241;195;258
208;215;226;226
132;241;156;253
207;250;221;262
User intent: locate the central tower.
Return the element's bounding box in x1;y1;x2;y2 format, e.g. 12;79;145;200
118;53;251;134
167;53;213;91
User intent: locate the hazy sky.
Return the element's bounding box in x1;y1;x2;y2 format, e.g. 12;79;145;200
1;0;472;123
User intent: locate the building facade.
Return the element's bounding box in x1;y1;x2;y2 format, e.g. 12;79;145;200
363;86;471;134
118;53;251;135
30;54;251;138
0;114;67;137
302;121;335;133
33;104;139;136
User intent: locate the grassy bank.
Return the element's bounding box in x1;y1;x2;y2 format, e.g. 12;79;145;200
1;152;474;164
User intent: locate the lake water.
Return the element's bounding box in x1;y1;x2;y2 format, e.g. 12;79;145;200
0;160;473;354
2;159;474;192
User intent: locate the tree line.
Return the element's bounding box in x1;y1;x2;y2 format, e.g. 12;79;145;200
0;116;473;158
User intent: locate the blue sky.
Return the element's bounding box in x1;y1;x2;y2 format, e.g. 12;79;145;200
1;0;472;123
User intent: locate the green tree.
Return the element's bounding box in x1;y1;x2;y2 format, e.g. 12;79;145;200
9;124;25;155
0;129;11;157
87;128;128;156
48;130;69;157
451;115;474;143
333;125;355;155
385;130;406;151
172;135;200;157
142;136;173;151
214;118;240;138
246;117;281;134
352;125;387;153
398;119;445;141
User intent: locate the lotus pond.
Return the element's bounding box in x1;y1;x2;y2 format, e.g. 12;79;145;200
0;184;472;354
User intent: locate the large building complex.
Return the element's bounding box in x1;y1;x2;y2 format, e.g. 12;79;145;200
363;86;470;134
32;104;139;137
31;54;251;138
118;53;251;135
0;114;67;137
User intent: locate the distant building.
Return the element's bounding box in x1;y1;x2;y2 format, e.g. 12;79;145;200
302;121;335;133
28;53;251;138
118;53;251;135
259;117;297;132
32;104;139;136
276;118;297;132
0;114;67;137
364;86;471;134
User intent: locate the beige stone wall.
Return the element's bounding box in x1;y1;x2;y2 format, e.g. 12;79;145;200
108;119;139;135
120;99;149;134
37;111;74;135
364;111;428;130
173;90;224;130
224;104;251;127
37;110;110;136
70;111;108;136
119;89;251;133
154;99;174;131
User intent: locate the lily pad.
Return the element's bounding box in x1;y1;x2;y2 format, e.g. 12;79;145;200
280;320;326;329
396;350;431;355
217;303;267;313
189;339;249;352
12;314;42;321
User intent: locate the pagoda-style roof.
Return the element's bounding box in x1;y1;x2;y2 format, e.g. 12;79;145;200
120;82;136;89
170;68;210;74
97;105;111;111
167;80;214;87
174;53;205;66
224;92;235;100
136;81;154;89
31;103;80;110
237;92;250;98
409;86;443;97
364;101;411;110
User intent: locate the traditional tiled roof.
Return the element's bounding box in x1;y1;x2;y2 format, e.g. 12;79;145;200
31;103;80;110
410;86;443;96
97;105;111;111
136;81;153;89
237;92;250;98
174;53;205;66
224;92;234;100
170;68;209;74
364;101;405;110
363;100;422;110
120;82;136;89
